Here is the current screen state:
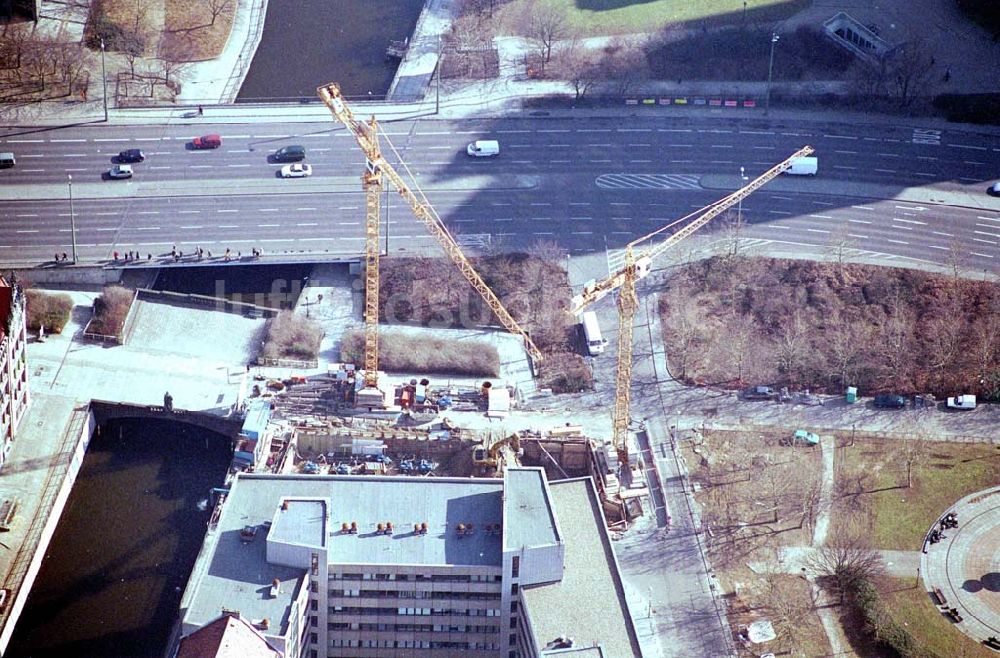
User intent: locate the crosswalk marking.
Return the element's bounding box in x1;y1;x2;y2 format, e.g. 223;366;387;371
596;173;701;190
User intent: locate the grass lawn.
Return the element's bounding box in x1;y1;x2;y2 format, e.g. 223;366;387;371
881;578;997;658
833;438;1000;550
159;0;235;62
499;0;809;36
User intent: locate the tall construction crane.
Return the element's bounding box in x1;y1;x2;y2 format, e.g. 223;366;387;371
570;146;814;461
317;83;543;401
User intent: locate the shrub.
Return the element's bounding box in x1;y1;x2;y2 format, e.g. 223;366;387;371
538;351;594;394
340;329;499;377
88;285;134;336
25;290;73;334
849;579;941;658
932;93;1000;125
261;311;322;361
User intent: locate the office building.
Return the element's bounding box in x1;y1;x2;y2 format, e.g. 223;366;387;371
0;277;29;471
178;468;641;658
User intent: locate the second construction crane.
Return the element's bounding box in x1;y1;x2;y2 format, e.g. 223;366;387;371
317;83;543;406
571;145;814;467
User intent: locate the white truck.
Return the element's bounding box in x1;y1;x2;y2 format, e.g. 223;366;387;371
946;394;976;410
784;156;818;176
581;311;607;356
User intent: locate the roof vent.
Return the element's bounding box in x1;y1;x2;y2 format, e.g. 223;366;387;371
456;523;466;537
270;579;281;598
350;521;358;534
420;522;428;535
377;523;385;533
385;521;394;535
253;618;270;631
281;500;289;511
341;522;349;533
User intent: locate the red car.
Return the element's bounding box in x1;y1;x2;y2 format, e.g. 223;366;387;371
192;134;222;149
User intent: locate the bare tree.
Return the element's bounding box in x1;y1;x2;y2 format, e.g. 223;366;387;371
600;37;647;97
884;40;936;108
520;2;568;64
551;41;600;99
875;290;915;387
661;295;704;380
809;524;885;602
775;309;808;385
205;0;234;27
721;313;760;385
897;433;928;488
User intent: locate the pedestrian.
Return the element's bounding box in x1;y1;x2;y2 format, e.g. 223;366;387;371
174;252;180;262
207;250;212;258
113;250;119;260
198;105;203;116
931;56;936;66
944;68;951;82
54;253;60;262
171;246;177;258
147;253;152;260
62;252;68;262
237;250;241;258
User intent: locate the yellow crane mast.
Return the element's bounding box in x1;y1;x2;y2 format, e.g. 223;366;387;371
570;146;814;460
317;83;544;396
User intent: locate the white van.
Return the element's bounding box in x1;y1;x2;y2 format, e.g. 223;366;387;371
784;156;817;176
0;153;15;169
581;311;607;355
467;140;500;157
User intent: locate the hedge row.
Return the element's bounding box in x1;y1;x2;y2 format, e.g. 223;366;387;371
340;330;499;378
850;580;942;658
25;290;73;334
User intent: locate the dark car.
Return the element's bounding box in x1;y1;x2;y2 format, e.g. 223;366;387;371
874;394;906;409
118;148;145;163
988;182;1000;197
273;145;306;162
743;385;775;400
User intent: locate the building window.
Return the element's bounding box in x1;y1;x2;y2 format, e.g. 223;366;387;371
511;556;519;578
310;632;318;644
310;581;318;593
511;583;519;595
310;599;318;611
510;601;518;613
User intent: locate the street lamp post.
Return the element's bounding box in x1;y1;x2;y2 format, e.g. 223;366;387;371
735;166;749;256
68;175;78;263
765;33;779;115
384;186;390;255
435;36;442;115
100;38;108;122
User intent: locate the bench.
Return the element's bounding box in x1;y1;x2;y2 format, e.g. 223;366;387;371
932;587;947;606
947;607;963;623
984;636;1000;650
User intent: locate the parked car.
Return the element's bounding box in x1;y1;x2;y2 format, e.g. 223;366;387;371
782;429;820;446
117;148;145;163
874;393;906;409
108;164;133;179
742;385;775;400
280;163;312;178
988;182;1000;197
192;134;222;149
946;394;977;410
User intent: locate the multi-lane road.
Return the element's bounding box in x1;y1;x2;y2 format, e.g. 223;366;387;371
2;116;999;269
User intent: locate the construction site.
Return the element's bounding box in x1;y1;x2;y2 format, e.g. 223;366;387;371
212;83;815;535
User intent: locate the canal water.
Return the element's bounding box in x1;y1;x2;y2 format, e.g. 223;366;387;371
237;0;426;102
6;418;232;658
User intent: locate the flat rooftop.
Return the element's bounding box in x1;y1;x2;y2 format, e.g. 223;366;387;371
522;478;642;658
503;467;560;551
184;474;506;631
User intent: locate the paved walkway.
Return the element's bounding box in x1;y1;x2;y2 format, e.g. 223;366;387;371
921;486;1000;644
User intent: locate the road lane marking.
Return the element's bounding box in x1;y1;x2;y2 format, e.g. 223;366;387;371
949;144;987;151
932;231;954;237
834;150;857;154
15;229;39;233
178;210;201;214
833;165;857;170
875;169;896;173
809;214;832;219
915;172;936;177
806;228;830;233
51;139;86;143
62;154;87;157
296;207;317;211
848;234;868;239
972;238;996;245
978;216;1000;222
877;153;899;157
886;239;909;244
258;208;278;212
6;139;44;143
929;245;948;250
296;222;318;226
893;218;927;225
179;225;203;229
824;134;857;139
975;230;1000;239
848;219;872;224
971;252;994;258
217;209;237;213
769;210;791;215
258;223;280;227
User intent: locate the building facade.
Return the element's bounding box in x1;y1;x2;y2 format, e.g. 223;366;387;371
178;469;640;658
0;278;29;472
